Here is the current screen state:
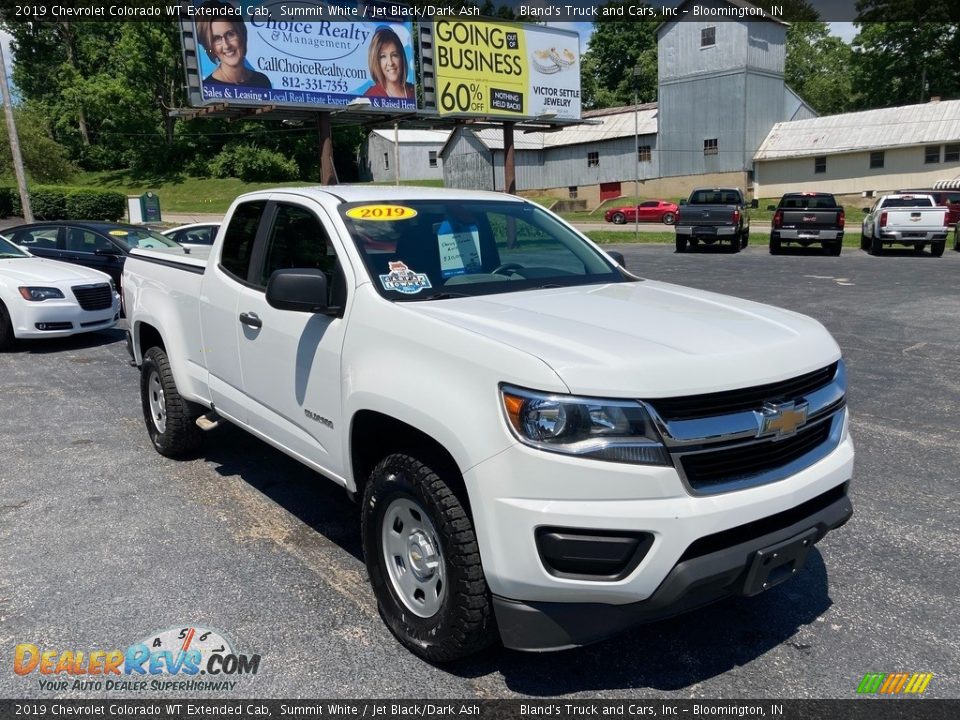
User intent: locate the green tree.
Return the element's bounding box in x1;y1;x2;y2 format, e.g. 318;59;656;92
580;5;659;109
0;104;77;183
849;21;960;109
785;23;855;114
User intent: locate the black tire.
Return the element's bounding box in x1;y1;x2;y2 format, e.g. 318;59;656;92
931;240;945;258
730;236;741;253
826;242;842;257
361;453;496;663
0;301;14;351
770;236;781;255
741;230;749;248
870;235;883;256
611;212;626;225
954;226;960;252
140;346;203;458
662;212;676;225
913;244;926;255
860;230;869;251
675;236;688;253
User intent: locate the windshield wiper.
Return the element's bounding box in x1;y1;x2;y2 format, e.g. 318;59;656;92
419;291;471;301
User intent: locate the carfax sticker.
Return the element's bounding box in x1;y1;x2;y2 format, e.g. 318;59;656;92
379;261;432;294
345;205;418;222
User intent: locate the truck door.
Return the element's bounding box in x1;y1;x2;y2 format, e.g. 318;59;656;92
235;199;349;478
199;200;269;426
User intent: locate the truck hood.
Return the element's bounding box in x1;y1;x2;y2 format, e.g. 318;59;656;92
408;280;840;398
0;257;111;284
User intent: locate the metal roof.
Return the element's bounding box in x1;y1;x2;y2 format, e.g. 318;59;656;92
465;105;659;151
755;100;960;161
370;129;452;144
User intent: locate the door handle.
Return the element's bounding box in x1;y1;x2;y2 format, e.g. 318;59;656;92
239;312;262;329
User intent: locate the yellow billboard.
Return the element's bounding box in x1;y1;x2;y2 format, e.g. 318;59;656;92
431;21;580;121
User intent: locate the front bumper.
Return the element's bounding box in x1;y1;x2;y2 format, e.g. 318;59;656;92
12;296;120;340
493;484;852;651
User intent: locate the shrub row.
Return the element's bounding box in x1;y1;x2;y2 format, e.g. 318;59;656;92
0;186;126;221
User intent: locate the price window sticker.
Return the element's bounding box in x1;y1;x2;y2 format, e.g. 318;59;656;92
436;220;481;279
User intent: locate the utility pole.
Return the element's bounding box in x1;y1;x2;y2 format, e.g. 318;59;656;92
0;45;33;222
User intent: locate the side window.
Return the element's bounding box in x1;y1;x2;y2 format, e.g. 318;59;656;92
259;203;336;288
67;228;113;253
14;227;60;249
220;201;266;281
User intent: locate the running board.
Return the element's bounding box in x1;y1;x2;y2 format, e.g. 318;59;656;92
196;411;224;431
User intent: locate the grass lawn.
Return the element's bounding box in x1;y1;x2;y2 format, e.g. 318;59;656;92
69;172;446;214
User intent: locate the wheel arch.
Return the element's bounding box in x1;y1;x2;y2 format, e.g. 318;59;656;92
349;410;470;514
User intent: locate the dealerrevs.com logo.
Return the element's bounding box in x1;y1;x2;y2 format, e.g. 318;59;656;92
856;672;934;695
14;626;261;692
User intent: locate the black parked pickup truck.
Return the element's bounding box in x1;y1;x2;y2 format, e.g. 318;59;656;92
675;187;750;253
770;192;845;256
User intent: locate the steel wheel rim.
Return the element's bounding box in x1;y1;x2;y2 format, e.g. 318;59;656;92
147;370;166;434
381;495;446;618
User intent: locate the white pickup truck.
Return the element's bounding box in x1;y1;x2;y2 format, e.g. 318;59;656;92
124;187;854;661
860;193;950;256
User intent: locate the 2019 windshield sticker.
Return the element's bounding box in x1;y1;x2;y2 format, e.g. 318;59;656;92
345;205;418;222
379;261;432;294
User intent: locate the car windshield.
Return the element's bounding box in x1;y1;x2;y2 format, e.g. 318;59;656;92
0;235;29;258
339;199;626;301
102;227;182;250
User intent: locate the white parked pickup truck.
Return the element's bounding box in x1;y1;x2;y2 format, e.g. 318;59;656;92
860;193;950;256
124;187;854;661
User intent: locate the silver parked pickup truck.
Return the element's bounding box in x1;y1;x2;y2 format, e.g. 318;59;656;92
861;194;949;256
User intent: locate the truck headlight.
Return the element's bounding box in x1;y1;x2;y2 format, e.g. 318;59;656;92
500;385;670;465
18;287;65;301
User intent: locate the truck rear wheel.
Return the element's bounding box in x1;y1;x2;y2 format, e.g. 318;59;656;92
870;235;883;256
675;236;688;253
826;242;842;257
140;346;203;458
931;240;945;257
361;453;496;662
730;236;741;253
769;236;781;255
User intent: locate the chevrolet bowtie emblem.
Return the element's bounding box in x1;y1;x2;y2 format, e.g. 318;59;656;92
759;401;808;438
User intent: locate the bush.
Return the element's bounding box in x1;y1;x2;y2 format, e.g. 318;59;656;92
0;186;125;221
65;188;126;221
210;144;299;182
0;187;20;218
30;189;67;220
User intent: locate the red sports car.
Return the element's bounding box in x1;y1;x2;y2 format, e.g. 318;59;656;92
604;199;679;225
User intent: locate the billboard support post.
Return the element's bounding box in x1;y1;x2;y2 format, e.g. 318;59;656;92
318;113;337;186
504;122;516;195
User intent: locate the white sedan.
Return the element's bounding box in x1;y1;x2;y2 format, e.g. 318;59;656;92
161;222;220;254
0;234;120;350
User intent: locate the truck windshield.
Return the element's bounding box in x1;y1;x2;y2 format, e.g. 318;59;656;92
688;190;740;205
339;199;626;301
884;197;934;208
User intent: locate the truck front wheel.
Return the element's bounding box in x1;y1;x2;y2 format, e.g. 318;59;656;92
140;346;203;458
361;453;496;662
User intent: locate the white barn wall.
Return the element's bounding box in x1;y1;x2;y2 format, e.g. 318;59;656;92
756;146;960;198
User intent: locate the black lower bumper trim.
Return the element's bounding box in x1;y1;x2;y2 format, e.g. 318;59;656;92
493;485;853;652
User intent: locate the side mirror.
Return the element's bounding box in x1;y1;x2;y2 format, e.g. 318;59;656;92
750;199;759;209
607;251;626;268
862;207;871;213
766;204;776;211
266;269;329;313
679;199;687;206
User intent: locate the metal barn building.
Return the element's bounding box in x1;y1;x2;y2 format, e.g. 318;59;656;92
363;129;450;183
440;105;660;204
754;99;960;198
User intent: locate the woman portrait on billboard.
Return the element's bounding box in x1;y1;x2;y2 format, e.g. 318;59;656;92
196;1;271;89
365;27;415;100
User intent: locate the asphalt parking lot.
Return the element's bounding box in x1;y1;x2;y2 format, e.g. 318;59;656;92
1;244;958;700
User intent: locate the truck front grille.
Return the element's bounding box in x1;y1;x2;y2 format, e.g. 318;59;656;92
648;362;838;420
680;421;832;492
72;283;113;311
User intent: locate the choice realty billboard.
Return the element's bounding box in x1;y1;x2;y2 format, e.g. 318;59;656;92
423;20;581;121
185;0;416;111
